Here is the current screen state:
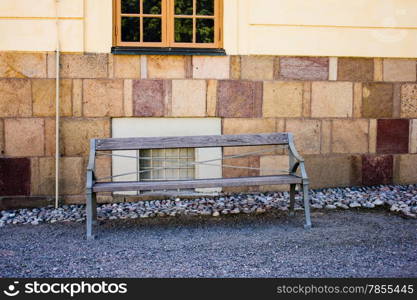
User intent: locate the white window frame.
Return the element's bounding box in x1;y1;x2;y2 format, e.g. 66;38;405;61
111;118;222;195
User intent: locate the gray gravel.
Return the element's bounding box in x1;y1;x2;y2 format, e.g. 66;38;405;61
1;185;417;227
1;210;416;278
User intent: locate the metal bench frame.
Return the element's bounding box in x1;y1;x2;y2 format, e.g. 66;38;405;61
86;133;311;239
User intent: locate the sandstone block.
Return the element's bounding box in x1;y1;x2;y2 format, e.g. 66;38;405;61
148;55;187;79
192;56;230;79
171;80;206;117
0;79;32;117
4;118;44;157
383;59;416;82
241;56;274;80
311;82;353;118
332;120;369;154
217;80;263;118
286;119;321;155
61;119;110;156
83;79;124;117
32;79;72;117
280;57;328;80
0;52;46;78
263;81;303;117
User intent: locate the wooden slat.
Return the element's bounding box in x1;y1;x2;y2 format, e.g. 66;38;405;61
95;133;289;151
93;175;301;192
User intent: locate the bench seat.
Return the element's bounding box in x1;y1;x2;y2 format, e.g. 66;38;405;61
93;175;303;193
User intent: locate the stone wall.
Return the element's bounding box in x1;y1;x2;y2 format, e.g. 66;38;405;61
0;52;416;208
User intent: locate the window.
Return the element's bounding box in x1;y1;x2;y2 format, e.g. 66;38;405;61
111;118;222;195
115;0;222;48
139;148;195;181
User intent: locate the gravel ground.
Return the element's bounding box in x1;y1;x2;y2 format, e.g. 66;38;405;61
1;210;416;278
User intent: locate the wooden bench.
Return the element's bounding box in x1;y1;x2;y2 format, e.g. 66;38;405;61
86;133;312;239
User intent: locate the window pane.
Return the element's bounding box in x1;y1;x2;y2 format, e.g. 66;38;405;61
196;18;214;43
121;17;140;42
143;0;161;14
175;0;193;15
121;0;140;14
143;18;162;42
174;18;193;43
197;0;214;16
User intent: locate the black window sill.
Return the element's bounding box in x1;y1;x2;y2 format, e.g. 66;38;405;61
111;47;226;56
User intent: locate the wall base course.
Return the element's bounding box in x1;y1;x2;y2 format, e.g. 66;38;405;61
0;52;416;208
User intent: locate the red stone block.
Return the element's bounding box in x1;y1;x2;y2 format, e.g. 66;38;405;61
217;80;263;118
362;155;393;186
376;119;409;154
0;158;31;196
279;57;329;80
133;80;168;117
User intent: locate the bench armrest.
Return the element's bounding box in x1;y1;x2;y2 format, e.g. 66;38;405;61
86;139;96;190
287;133;308;181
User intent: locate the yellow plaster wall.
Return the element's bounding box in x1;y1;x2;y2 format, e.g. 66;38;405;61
1;0;417;57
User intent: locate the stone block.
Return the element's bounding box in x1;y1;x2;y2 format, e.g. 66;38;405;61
332;120;369;154
286;119;321;155
259;155;289;192
304;155;361;189
132;80;169;117
410;119;417;154
123;79;133;117
217;80;263;118
0;52;46;78
206;80;217;116
44;118;58;156
113;55;140;78
337;58;374;81
369;119;377;153
394;154;417;185
223;156;260;193
61;118;110;156
192;56;230;79
83;79;124;117
321;120;331;154
4;118;44;157
376;119;409;154
223;118;276;135
230;56;241;79
147;55;187;79
60;157;84;195
31;157;55;196
0;158;31;196
223;118;280;156
311;82;353;118
263;81;303;117
400;84;417;118
171;80;206;117
72;79;83;116
241;56;274;80
32;79;72;117
95;156;112;182
362;155;393;186
0;119;3;155
280;57;328;80
362;83;393;118
383;59;416;82
0;79;32;117
48;53;108;78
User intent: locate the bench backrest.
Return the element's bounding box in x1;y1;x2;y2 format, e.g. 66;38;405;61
95;133;289;151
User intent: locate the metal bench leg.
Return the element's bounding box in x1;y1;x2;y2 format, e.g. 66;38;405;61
302;183;312;229
289;184;296;216
86;191;96;240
